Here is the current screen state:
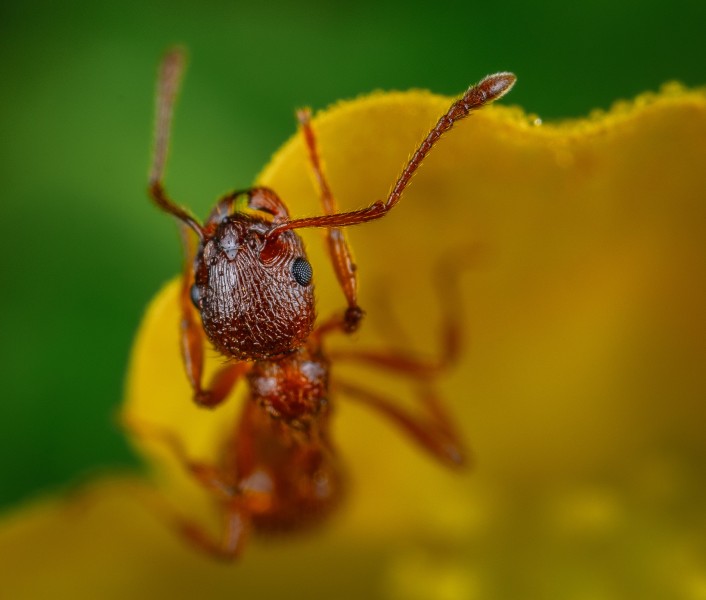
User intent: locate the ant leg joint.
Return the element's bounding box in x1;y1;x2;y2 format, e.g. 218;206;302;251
344;306;365;333
194;390;219;409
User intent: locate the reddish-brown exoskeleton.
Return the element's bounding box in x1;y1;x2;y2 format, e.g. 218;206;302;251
131;48;515;559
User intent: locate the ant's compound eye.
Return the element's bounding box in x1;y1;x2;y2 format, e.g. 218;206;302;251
190;283;202;309
292;257;313;286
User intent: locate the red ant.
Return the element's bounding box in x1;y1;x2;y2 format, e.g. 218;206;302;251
129;48;515;560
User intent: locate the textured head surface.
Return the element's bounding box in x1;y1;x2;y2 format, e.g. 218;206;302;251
192;215;315;361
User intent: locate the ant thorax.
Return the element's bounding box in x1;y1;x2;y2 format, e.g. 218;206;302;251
248;346;330;427
191;213;316;362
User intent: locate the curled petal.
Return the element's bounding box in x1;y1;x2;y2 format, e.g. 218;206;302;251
3;85;706;597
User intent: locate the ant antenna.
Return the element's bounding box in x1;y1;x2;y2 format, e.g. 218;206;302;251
149;47;204;239
266;72;516;240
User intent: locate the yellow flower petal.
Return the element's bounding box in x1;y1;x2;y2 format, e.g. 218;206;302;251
3;84;706;598
0;477;400;599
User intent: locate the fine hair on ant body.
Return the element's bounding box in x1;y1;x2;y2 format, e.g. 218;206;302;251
128;47;515;560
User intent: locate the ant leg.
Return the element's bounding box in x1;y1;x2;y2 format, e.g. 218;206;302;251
176;506;248;561
329;244;478;376
326;299;456;376
335;379;466;468
123;421;248;560
123;420;249;559
123;418;235;499
298;108;363;332
119;476;248;561
178;225;251;408
331;248;476;466
267;73;516;237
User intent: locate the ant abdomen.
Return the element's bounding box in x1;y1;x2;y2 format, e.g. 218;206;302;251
192;214;316;361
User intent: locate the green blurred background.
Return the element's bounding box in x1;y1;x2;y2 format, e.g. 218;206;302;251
0;0;704;510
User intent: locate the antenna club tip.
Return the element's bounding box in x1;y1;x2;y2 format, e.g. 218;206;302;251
160;46;188;78
479;72;517;101
164;45;187;62
296;107;312;126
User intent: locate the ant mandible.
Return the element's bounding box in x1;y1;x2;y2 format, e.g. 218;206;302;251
131;47;515;560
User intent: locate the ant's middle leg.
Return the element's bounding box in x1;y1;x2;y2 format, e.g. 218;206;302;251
328;245;479;378
298;108;364;333
331;248;480;466
335;379;466;467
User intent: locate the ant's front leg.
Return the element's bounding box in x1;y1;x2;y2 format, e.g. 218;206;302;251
179;225;251;408
298;108;364;333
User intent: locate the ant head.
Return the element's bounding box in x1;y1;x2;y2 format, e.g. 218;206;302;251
191;188;316;361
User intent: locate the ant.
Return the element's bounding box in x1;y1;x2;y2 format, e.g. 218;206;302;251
129;47;515;560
